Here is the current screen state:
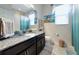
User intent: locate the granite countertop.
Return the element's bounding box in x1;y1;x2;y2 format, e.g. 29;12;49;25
0;32;44;51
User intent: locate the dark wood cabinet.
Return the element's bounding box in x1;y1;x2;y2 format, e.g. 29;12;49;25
0;33;45;55
41;38;45;49
2;41;28;55
36;33;45;54
36;39;42;54
26;43;36;55
19;51;26;55
0;51;2;55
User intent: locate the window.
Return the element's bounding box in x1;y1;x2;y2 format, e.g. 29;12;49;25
55;15;68;24
53;5;71;24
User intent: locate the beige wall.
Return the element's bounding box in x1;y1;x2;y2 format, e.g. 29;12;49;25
42;4;52;16
44;23;72;46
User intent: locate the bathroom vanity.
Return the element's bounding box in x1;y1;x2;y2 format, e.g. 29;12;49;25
0;32;45;55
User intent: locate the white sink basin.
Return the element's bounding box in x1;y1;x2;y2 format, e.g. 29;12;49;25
24;33;36;37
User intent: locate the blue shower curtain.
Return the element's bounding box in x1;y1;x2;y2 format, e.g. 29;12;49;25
72;5;79;55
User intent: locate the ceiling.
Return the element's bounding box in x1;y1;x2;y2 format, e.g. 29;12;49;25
0;4;34;13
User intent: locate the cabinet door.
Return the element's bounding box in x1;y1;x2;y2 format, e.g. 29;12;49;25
36;33;45;54
36;39;42;54
26;44;36;55
41;38;45;49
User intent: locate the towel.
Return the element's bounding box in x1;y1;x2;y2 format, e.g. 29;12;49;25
2;18;14;38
